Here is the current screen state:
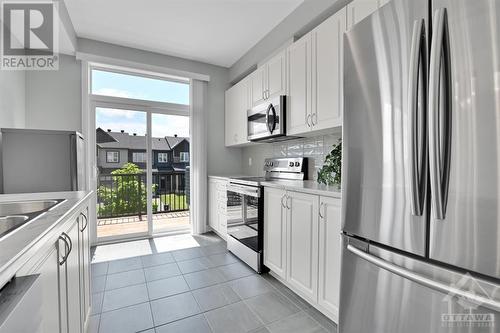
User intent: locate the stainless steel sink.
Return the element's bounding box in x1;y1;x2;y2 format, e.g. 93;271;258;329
0;199;63;239
0;216;29;236
0;200;59;216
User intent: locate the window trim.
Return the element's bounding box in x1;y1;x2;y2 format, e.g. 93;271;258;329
180;152;189;163
158;152;169;163
106;150;120;163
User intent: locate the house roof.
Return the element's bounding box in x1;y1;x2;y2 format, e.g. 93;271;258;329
166;136;190;149
97;130;188;151
96;127;118;144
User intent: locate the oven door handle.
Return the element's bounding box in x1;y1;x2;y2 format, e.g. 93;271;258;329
227;184;261;198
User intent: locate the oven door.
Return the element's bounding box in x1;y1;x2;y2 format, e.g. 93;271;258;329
226;184;262;252
247;96;285;141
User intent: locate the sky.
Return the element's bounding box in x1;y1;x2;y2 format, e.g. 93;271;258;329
93;70;190;138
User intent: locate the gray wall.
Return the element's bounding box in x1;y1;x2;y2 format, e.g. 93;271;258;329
25;54;82;131
78;38;242;176
229;0;350;82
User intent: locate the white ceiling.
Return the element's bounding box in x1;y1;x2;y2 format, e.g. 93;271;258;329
64;0;304;68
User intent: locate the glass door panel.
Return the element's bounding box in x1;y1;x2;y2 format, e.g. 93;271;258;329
150;113;191;234
95;107;149;240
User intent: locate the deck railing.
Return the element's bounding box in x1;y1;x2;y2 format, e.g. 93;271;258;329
97;171;189;219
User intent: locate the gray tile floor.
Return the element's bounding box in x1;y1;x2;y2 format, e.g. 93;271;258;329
89;233;337;333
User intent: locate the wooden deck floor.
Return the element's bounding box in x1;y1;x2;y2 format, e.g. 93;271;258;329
97;211;190;238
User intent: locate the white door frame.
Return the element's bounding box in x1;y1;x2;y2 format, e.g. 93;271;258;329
82;61;192;245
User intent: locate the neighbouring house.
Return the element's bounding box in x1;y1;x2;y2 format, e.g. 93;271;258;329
96;128;190;174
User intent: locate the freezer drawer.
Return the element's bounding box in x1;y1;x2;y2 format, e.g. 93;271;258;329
339;235;500;333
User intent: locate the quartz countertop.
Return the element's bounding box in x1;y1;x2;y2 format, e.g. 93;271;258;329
0;191;93;288
260;180;341;198
208;174;250;181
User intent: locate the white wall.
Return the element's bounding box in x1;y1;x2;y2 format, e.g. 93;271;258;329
25;54;82;131
78;38;242;175
229;0;349;83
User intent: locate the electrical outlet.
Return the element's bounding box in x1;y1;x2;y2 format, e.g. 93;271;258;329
248;157;252;166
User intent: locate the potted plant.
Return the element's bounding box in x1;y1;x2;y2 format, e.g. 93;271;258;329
317;139;342;188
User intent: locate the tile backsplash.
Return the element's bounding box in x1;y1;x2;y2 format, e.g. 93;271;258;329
241;133;341;180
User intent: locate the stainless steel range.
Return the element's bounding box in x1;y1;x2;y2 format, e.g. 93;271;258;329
227;157;308;273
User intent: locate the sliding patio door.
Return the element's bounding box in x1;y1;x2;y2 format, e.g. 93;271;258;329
94;107;151;241
151;113;191;234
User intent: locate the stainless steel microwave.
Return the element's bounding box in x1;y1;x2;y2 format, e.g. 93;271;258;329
247;95;287;142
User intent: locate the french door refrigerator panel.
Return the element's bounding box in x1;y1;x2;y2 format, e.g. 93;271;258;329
343;0;428;256
428;0;500;279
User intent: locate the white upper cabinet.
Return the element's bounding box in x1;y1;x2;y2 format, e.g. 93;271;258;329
251;66;267;106
318;196;342;321
287;7;347;136
225;77;250;147
266;50;287;99
312;8;346;131
251;49;287;107
287;34;312;136
347;0;388;29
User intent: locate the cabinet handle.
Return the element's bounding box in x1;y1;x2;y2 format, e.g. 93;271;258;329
319;202;324;219
281;194;286;208
286;195;291;210
312;113;317;126
58;233;69;265
306;114;312;127
80;212;88;232
65;232;73;257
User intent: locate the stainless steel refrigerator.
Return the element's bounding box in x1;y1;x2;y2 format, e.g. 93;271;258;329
341;0;500;332
1;128;85;193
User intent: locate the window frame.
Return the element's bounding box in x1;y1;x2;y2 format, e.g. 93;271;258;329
132;152;147;163
158;152;169;163
106;150;120;163
180;152;189;163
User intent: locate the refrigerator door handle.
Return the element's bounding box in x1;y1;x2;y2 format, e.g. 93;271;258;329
429;8;452;220
347;244;500;312
408;18;427;216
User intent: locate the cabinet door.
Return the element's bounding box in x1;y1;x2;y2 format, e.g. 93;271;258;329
251;67;266;106
217;184;228;238
312;8;346;131
267;50;286;99
263;187;287;279
34;245;61;333
66;220;82;333
286;191;319;302
78;210;91;331
318;196;342;321
346;0;380;29
287;34;312;135
235;78;250;145
208;180;219;232
225;86;237;146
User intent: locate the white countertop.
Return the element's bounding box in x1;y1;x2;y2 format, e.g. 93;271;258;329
208;174;250;181
261;180;341;198
0;191;93;288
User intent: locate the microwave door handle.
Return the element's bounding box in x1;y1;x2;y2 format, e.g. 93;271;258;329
266;104;277;133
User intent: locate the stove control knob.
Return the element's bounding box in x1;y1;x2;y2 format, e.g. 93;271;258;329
270;162;274;166
295;162;300;167
289;162;294;167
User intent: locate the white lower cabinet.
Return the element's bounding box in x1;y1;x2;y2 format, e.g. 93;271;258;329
18;204;91;333
286;191;319;302
208;178;228;239
318;196;342;321
263;187;287;279
263;188;341;321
